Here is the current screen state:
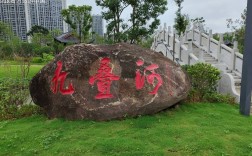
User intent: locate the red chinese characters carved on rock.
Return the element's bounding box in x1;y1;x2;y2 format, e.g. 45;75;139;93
135;60;163;94
51;61;74;95
89;57;120;99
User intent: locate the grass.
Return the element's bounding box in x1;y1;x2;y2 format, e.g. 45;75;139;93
0;60;46;66
0;60;251;155
0;103;252;155
0;64;43;79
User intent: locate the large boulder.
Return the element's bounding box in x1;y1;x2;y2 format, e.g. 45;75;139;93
30;43;190;121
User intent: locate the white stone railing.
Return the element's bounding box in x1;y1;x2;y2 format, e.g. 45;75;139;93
152;23;243;76
151;23;244;102
152;25;199;66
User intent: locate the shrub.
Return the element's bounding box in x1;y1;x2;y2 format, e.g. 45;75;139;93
42;53;54;63
34;46;53;57
183;63;221;102
0;43;13;58
0;78;42;120
203;93;236;105
15;42;37;57
32;57;43;63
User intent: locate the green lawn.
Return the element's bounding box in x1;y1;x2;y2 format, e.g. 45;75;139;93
0;103;252;155
0;64;43;79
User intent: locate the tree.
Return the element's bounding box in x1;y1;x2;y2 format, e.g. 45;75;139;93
50;29;62;38
96;0;129;43
174;0;189;37
27;25;49;36
31;29;62;46
126;0;167;44
96;0;167;43
226;8;246;53
191;17;206;32
0;21;14;41
139;35;154;49
31;33;48;46
191;17;205;24
61;5;92;43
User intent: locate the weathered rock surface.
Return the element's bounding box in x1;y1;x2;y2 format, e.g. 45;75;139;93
30;43;190;121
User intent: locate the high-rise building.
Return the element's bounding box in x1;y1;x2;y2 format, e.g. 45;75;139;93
29;0;67;32
0;0;67;41
0;1;28;40
92;15;103;36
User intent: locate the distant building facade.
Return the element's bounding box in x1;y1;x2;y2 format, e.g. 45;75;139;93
0;1;28;40
92;15;103;36
0;0;67;41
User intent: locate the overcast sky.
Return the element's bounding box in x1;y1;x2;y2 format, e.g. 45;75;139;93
66;0;247;33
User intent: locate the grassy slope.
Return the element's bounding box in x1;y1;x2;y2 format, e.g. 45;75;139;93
0;103;252;155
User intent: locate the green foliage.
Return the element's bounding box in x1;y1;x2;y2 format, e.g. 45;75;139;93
31;29;62;46
31;57;43;63
126;0;167;44
174;0;189;37
96;0;167;43
50;29;62;38
31;33;51;46
226;8;246;53
213;33;233;45
1;28;62;60
139;36;154;49
191;17;206;32
185;63;220;94
31;53;54;63
96;0;129;43
93;34;106;45
42;53;54;63
0;78;41;120
61;5;92;43
27;25;49;37
235;27;245;53
203;93;236;104
0;21;13;41
183;63;235;104
16;42;36;57
191;17;205;24
52;42;65;55
0;63;43;120
34;46;53;57
1;41;39;58
0;43;13;58
183;63;221;102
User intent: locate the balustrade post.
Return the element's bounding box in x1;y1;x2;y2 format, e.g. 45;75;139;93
157;26;162;41
163;23;167;42
185;25;190;41
217;33;223;63
188;39;193;65
164;23;167;41
207;29;212;53
168;26;171;46
153;36;157;48
178;36;184;61
173;29;177;39
192;23;196;41
231;41;239;71
199;29;203;46
172;30;176;61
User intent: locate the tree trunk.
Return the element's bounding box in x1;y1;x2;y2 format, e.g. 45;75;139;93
130;6;136;44
116;10;120;43
79;22;82;43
